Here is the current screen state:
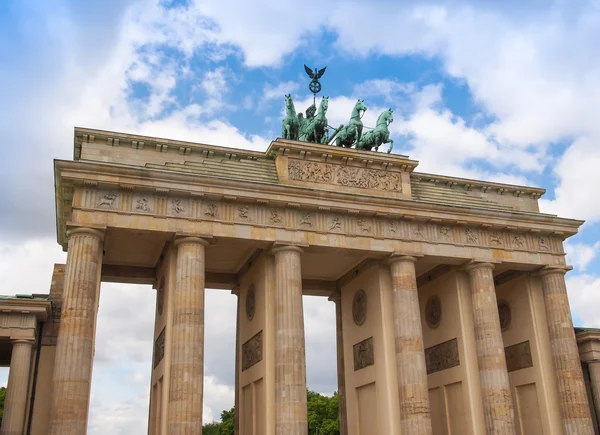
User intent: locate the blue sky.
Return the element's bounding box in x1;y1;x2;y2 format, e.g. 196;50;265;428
1;0;600;432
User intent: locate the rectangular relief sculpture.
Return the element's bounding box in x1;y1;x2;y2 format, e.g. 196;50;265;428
353;336;374;371
242;330;263;371
425;338;460;375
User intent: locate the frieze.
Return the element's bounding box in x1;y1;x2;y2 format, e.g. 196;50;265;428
505;340;533;372
288;159;402;192
154;327;166;368
425;338;460;374
83;188;563;255
353;336;374;371
242;330;263;371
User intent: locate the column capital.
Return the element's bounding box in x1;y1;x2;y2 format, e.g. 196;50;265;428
12;339;35;346
388;254;421;265
463;260;495;273
66;227;105;241
537;265;573;277
271;243;304;255
174;236;210;248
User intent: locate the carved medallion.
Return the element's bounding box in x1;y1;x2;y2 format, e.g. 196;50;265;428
425;338;459;374
157;276;165;316
498;299;511;331
352;290;367;326
425;295;442;329
246;284;256;321
153;327;166;368
505;340;533;372
242;330;263;371
353;337;374;371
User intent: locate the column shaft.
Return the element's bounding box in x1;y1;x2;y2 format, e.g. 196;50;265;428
233;289;240;435
1;340;35;435
389;256;433;435
167;237;209;434
540;269;594;434
48;227;104;435
466;263;516;435
273;245;308;435
589;362;600;426
330;291;348;435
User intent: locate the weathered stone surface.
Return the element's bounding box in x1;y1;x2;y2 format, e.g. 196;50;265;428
48;227;104;435
353;337;374;371
1;339;34;435
504;341;533;373
466;262;516;435
540;268;594;435
389;256;433;435
242;330;263;371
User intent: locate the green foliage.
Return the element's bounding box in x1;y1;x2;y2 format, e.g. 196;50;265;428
219;407;235;435
307;390;339;435
202;422;221;435
0;386;5;425
202;390;340;435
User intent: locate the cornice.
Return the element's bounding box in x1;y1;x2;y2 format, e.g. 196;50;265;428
412;172;546;198
0;299;52;321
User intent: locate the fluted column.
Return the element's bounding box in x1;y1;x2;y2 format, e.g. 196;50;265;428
465;262;516;435
1;339;35;435
272;245;308;435
540;268;594;434
167;237;209;434
589;362;600;426
48;227;104;435
329;290;348;435
389;255;433;435
232;287;240;435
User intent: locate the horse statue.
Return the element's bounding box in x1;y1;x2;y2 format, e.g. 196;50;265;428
335;99;367;148
281;94;299;140
356;109;394;153
301;96;329;144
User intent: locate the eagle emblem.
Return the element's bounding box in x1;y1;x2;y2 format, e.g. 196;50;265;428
304;64;327;94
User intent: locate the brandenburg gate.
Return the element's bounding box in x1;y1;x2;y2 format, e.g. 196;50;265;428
1;125;599;435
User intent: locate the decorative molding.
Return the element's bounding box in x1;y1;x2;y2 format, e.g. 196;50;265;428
425;338;460;374
288;159;402;192
505;340;533;372
353;336;374;371
498;299;511;331
80;187;564;256
153;327;166;368
425;295;442;329
246;284;256;321
352;290;367;326
242;330;263;371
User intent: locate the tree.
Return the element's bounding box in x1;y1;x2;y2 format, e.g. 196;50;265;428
0;386;5;425
203;390;340;435
307;390;339;435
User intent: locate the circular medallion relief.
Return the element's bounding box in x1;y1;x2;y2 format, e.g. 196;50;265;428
157;276;165;316
246;284;256;321
498;299;511;331
425;295;442;329
352;290;367;326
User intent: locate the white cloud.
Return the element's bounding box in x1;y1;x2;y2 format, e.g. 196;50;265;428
565;241;600;272
567;273;600;328
263;81;301;102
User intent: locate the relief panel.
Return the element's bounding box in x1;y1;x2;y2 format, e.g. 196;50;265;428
242;330;263;371
505;340;533;372
353;336;374;371
425;338;460;375
153;327;166;369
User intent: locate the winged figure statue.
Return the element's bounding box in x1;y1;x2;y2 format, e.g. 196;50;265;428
304;64;327;94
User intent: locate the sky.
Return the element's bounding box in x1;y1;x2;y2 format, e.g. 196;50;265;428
1;0;600;433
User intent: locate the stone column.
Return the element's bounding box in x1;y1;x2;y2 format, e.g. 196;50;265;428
1;339;35;435
167;237;209;434
48;227;104;435
232;287;240;435
389;255;433;435
540;268;595;434
272;245;308;435
329;290;348;435
465;262;516;435
589;361;600;426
